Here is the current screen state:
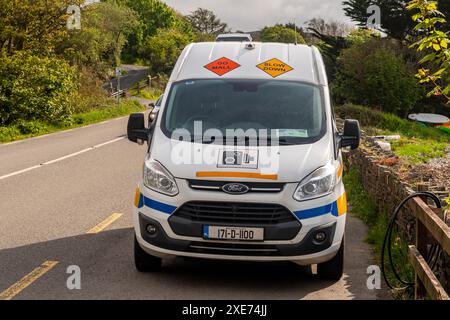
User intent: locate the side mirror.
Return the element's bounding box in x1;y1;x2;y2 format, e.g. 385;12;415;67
127;113;149;145
149;102;155;109
339;119;360;150
148;110;159;125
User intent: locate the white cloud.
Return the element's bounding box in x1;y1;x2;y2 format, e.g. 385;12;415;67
162;0;353;31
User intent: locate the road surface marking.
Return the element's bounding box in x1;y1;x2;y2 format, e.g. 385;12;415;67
86;213;123;234
0;115;130;148
0;261;59;300
0;136;126;181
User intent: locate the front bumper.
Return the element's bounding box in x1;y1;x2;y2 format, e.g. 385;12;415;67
133;179;347;264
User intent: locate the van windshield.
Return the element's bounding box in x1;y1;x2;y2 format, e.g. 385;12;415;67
161;79;326;145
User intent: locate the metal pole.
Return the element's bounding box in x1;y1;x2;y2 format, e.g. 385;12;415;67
117;73;121;104
294;20;298;45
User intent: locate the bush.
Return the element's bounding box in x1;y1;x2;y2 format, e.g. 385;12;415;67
0;52;78;125
140;28;192;74
333;39;423;116
71;68;114;114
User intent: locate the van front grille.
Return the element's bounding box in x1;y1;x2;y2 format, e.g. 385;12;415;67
188;180;285;193
173;201;296;225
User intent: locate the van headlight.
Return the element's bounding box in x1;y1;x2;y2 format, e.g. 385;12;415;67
143;160;179;196
293;163;337;201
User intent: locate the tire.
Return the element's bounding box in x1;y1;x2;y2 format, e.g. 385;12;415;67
134;235;162;272
317;238;344;281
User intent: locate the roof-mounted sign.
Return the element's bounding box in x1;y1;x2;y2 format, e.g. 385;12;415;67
256;58;294;78
204;57;241;76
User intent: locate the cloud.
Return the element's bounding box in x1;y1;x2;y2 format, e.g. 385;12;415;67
162;0;353;31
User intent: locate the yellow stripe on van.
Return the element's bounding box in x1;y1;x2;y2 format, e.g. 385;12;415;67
336;192;347;216
196;171;278;181
337;162;344;178
134;187;141;208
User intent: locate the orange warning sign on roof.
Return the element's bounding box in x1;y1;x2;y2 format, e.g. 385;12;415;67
257;58;294;78
204;57;241;76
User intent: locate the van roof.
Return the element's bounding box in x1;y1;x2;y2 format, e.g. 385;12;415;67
170;42;327;85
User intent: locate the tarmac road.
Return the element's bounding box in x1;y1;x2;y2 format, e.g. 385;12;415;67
104;65;151;93
0;107;388;300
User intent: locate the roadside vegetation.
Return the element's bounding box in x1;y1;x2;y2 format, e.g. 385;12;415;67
343;168;414;299
335;104;450;165
0;100;144;144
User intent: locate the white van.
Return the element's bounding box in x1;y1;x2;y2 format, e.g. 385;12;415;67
127;42;360;280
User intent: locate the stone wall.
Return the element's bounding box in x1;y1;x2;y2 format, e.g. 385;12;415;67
344;147;416;241
344;146;450;293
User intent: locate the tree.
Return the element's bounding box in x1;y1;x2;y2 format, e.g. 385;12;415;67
0;0;84;55
119;0;191;58
140;28;192;74
261;25;305;44
407;0;450;104
186;8;228;35
57;1;138;73
343;0;450;39
333;39;422;115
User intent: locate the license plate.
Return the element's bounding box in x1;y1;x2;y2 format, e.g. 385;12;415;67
203;226;264;241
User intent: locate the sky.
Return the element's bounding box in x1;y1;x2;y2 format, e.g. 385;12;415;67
162;0;353;31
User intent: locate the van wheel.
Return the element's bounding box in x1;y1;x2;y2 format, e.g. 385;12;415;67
317;239;344;281
134;235;162;272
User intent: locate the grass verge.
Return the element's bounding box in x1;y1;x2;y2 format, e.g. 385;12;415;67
335;104;450;142
129;87;162;100
335;104;450;165
390;138;447;165
343;167;415;299
0;99;145;144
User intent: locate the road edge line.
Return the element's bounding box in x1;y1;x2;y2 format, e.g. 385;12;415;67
0;260;59;300
86;213;123;234
0;136;126;181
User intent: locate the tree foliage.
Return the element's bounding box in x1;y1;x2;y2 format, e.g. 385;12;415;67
119;0;192;58
407;0;450;104
140;28;192;74
0;52;78;125
261;25;305;44
0;0;84;55
343;0;450;39
57;1;138;74
333;39;422;115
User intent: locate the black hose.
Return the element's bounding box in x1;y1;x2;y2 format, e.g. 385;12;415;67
381;191;442;290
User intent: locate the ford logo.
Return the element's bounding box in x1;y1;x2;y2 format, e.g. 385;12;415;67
222;183;250;195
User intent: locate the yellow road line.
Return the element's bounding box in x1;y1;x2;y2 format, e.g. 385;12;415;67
86;213;123;234
0;260;59;300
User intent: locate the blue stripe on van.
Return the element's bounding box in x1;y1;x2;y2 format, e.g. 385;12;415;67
294;202;337;220
143;196;177;215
